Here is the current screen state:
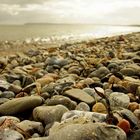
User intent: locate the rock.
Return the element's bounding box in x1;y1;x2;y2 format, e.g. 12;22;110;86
0;98;10;105
41;92;50;100
109;92;130;110
75;102;90;111
8;84;22;94
134;109;140;120
16;120;44;135
92;102;107;114
120;68;136;76
118;109;139;128
107;63;120;73
89;66;110;79
46;57;68;69
47;122;126;140
33;105;69;125
0;129;24;140
64;88;95;104
0;116;20;125
128;129;140;140
45;95;77;110
0;96;43;115
61;110;107;123
0;80;10;91
0;91;15;99
83;88;102;101
128;102;139;112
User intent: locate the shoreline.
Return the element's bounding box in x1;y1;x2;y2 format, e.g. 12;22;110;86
0;31;140;139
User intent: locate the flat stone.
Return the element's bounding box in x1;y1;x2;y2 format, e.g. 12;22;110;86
0;96;43;115
64;89;95;104
46;122;126;140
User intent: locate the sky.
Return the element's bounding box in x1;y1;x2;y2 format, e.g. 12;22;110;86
0;0;140;25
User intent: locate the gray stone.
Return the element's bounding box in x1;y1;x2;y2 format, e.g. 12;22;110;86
33;105;69;125
64;88;95;104
128;129;140;140
120;68;136;76
8;84;22;94
75;102;90;111
0;80;10;91
61;110;107;123
89;66;110;79
46;122;126;140
0;91;15;99
45;95;77;110
109;92;130;110
0;96;43;115
0;128;24;140
16;120;44;135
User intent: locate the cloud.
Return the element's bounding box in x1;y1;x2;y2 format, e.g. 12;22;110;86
0;0;140;24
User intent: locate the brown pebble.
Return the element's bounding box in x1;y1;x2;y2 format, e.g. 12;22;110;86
92;102;107;114
128;102;139;112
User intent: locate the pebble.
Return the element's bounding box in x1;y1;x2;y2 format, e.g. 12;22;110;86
64;88;95;104
92;102;107;114
0;91;15;99
16;120;44;136
45;95;77;110
33;105;69;125
75;102;90;111
89;66;110;79
0;129;24;140
0;96;43;115
109;92;130;110
47;122;126;140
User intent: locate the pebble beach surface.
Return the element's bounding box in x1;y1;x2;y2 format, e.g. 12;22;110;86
0;32;140;140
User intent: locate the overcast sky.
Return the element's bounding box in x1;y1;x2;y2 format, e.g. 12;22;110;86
0;0;140;24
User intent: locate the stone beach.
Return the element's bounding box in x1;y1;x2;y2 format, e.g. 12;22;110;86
0;32;140;140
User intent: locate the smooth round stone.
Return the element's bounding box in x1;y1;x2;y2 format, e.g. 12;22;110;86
75;102;90;111
0;96;43;115
47;122;126;140
134;109;140;120
45;95;77;110
92;102;107;114
16;120;44;135
0;129;24;140
120;68;136;76
33;105;69;125
0;91;15;99
8;84;22;94
109;92;130;110
89;66;110;79
107;63;120;73
128;102;139;112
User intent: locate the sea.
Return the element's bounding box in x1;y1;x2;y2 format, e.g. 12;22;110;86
0;24;140;43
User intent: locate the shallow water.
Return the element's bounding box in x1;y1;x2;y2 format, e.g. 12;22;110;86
0;24;140;42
